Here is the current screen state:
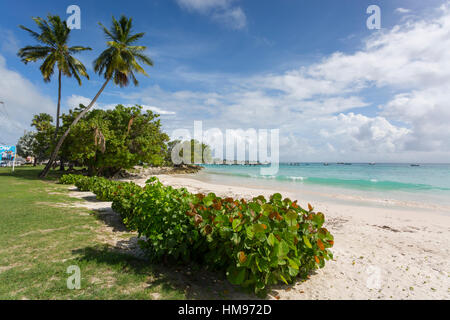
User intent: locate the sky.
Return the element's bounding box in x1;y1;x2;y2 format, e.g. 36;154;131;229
0;0;450;163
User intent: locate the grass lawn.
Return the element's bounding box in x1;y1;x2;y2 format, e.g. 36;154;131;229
0;166;186;299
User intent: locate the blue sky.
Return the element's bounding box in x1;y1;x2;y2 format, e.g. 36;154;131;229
1;0;450;162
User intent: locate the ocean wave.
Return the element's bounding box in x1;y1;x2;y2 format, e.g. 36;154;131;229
288;176;305;181
203;169;450;192
304;177;450;191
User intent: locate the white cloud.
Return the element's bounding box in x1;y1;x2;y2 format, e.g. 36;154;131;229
141;105;176;115
66;94;96;109
382;86;450;151
307;7;450;91
176;0;232;13
127;3;450;161
0;55;54;145
4;2;450;162
66;94;176;115
212;6;247;30
322;113;410;154
395;8;412;14
176;0;247;29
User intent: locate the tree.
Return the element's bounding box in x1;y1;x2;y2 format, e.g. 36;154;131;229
165;139;182;165
30;113;55;165
168;139;212;165
17;131;37;164
18;15;91;139
61;104;168;176
40;15;153;177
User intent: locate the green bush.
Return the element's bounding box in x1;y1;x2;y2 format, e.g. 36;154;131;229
60;174;142;229
59;174;334;295
130;177;209;263
59;173;85;185
186;192;334;294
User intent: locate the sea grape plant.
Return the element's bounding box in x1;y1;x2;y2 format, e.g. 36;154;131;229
59;174;334;295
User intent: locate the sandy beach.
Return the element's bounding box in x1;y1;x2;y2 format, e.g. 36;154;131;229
129;173;450;300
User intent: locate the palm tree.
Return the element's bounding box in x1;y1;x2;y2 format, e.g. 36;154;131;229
18;15;91;138
39;15;153;177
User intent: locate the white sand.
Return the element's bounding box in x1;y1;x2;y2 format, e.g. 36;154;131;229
132;174;450;300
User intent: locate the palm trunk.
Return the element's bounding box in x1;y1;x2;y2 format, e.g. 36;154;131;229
39;77;111;178
54;69;62;140
59;157;65;171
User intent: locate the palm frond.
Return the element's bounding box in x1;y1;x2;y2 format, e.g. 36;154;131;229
133;52;153;66
18;25;41;42
39;52;57;82
18;14;90;84
126;32;144;44
98;22;116;41
69;46;92;53
17;45;52;63
94;15;153;87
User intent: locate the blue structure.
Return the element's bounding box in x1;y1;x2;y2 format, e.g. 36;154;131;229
0;145;16;169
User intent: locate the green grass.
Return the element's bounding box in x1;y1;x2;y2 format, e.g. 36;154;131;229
0;166;185;299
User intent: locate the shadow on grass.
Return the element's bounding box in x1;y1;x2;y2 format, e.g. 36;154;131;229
67;188;130;233
92;207;129;232
0;166;65;182
72;245;257;300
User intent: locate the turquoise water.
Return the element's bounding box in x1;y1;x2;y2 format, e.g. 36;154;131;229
197;163;450;207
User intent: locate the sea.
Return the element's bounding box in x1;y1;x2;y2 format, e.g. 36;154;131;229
192;163;450;211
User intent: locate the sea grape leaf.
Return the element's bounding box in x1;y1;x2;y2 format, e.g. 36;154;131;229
303;235;312;249
317;239;325;251
203;195;214;207
227;266;247;285
288;266;299;277
313;212;325;227
277;240;290;259
238;251;247;264
279;274;288;285
246;226;255;240
231;233;240;245
249;202;261;213
288;258;299;270
286;210;298;222
271;193;282;201
267;233;276;247
262;203;273;216
253;223;266;233
232;219;242;231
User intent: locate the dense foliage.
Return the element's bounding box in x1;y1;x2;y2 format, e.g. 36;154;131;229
16;114;56;164
21;104;169;175
60;104;169;176
17;131;37;162
60;174;334;295
166;139;213;165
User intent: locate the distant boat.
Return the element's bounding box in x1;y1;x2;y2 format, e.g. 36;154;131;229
410;164;420;167
369;162;375;165
323;163;329;166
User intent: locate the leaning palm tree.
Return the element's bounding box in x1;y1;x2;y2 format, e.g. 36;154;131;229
39;15;153;177
18;15;91;138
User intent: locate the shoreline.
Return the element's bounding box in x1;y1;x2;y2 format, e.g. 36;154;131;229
150;172;450;215
129;173;450;299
